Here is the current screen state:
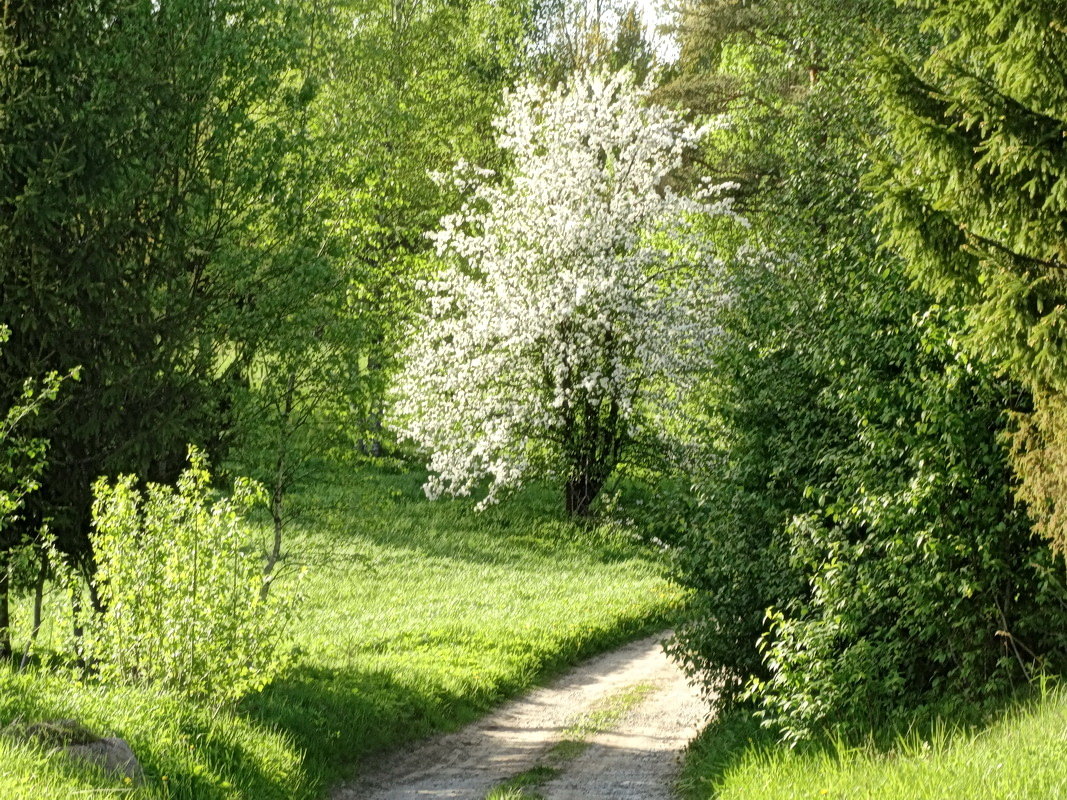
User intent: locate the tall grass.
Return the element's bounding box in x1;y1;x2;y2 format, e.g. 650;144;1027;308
680;687;1067;800
0;462;679;799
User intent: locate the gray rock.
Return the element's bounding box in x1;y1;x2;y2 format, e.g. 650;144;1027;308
3;718;144;785
64;737;146;785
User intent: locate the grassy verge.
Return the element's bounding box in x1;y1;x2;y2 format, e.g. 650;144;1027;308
0;462;680;799
679;688;1067;800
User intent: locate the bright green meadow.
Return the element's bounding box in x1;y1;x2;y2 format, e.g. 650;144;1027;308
0;463;679;799
679;689;1067;800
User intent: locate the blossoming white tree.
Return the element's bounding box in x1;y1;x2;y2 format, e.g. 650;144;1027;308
391;70;735;515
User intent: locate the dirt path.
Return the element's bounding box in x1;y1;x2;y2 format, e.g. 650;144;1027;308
334;631;709;800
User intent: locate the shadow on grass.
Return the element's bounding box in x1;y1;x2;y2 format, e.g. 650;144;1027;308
0;662;311;800
289;471;641;570
676;706;779;800
146;718;303;800
240;661;490;793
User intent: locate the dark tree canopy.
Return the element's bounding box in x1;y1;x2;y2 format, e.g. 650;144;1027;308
0;0;309;566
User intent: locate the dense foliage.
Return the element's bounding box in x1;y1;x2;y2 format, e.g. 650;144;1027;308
0;0;313;573
666;0;1067;740
872;0;1067;554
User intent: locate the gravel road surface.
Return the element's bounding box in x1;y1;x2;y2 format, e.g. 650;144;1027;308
334;631;708;800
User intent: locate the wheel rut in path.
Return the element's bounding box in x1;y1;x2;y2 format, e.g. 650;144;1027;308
334;630;709;800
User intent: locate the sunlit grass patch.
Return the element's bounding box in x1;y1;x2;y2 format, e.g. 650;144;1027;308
485;765;560;799
0;667;306;800
680;688;1067;800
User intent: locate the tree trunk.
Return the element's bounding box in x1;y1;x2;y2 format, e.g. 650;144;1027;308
261;370;297;601
359;347;386;457
261;477;284;602
87;568;104;614
565;471;606;517
562;394;621;517
19;552;48;671
364;408;384;457
0;552;11;661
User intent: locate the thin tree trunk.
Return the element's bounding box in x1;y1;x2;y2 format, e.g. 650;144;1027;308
261;478;284;602
361;351;385;457
0;551;11;661
565;470;607;517
87;571;103;614
18;553;48;671
365;407;384;457
262;371;296;601
71;590;83;642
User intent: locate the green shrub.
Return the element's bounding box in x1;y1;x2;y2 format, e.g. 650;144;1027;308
665;0;1067;741
673;245;1066;742
79;447;297;704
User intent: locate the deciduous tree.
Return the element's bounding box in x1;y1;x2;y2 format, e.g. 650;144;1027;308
392;71;731;515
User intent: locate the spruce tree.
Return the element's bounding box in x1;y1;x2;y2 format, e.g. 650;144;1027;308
873;0;1067;550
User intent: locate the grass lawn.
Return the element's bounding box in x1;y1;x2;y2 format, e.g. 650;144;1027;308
679;688;1067;800
0;461;680;799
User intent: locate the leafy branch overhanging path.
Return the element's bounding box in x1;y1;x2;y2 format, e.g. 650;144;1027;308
334;631;709;800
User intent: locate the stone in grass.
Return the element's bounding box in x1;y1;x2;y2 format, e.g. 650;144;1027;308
3;718;146;785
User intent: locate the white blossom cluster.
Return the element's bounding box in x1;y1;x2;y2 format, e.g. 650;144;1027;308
391;70;737;506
